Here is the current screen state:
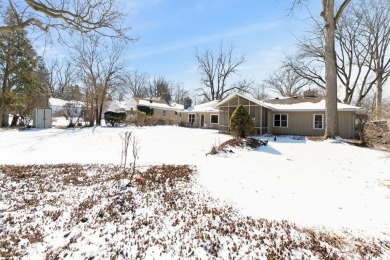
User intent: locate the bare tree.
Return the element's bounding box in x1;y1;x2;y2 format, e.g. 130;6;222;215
0;0;130;41
120;131;132;171
172;82;189;103
263;67;308;97
131;136;140;178
287;0;388;112
195;43;247;101
291;0;351;138
72;35;125;126
320;0;352;138
335;9;375;105
46;59;77;99
357;0;390;117
252;83;269;100
63;101;84;127
123;70;148;98
284;54;326;90
147;75;173;101
231;78;254;95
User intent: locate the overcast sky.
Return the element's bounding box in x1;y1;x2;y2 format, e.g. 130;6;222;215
123;0;323;94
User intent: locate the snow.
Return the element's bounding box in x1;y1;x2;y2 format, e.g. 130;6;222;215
186;100;219;112
218;92;362;112
137;99;184;110
0;124;390;259
265;99;361;112
105;100;127;112
0;125;388;238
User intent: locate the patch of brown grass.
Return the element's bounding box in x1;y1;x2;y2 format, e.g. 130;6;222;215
0;163;388;259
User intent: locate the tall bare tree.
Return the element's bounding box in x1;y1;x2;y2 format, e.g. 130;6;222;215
319;0;352;138
357;0;390;117
72;35;125;126
46;59;77;99
291;0;351;138
284;54;326;90
321;0;352;138
263;67;308;97
147;75;173;101
0;0;130;41
122;70;148;98
172;82;189;103
252;83;269;100
287;0;389;112
195;43;247;101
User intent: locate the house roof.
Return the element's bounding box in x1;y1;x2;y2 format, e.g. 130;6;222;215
216;92;274;109
263;98;361;112
132;97;184;110
105;100;126;112
185;100;220;113
216;92;362;112
49;98;85;107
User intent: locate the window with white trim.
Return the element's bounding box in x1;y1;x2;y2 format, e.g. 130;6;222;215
313;114;324;129
210;114;219;124
188;114;195;123
274;114;288;127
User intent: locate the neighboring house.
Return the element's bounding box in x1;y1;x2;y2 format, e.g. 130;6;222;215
217;91;362;139
49;97;85;117
125;97;183;124
104;100;127;113
180;100;220;129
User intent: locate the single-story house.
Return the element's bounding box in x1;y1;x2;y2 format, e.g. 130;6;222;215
217;91;362;139
104;100;127;113
180;100;220;129
49;97;85;117
125;97;183;124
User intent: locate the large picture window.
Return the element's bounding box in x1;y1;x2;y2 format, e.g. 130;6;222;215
210;114;219;124
274;114;288;128
188;114;195;123
313;114;324;129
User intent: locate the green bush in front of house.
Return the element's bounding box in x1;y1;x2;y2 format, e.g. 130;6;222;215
104;111;127;126
230;105;255;138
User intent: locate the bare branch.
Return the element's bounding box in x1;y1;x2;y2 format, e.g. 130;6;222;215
195;43;246;100
0;0;133;41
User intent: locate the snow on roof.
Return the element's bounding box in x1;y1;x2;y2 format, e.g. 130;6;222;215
49;97;68;106
217;92;362;112
106;100;126;112
49;98;85;107
185;100;219;112
216;92;274;109
264;99;362;112
137;99;184;110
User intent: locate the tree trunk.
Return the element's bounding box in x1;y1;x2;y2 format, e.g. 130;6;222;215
323;0;339;139
0;107;4;127
375;73;383;118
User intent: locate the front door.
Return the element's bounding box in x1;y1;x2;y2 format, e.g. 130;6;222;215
200;114;205;127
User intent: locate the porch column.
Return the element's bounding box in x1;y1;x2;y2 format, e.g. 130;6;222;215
260;105;263;135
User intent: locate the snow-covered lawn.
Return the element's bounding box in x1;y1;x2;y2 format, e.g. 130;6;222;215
0;125;389;258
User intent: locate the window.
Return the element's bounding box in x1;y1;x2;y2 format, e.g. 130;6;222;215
313;114;324;129
162;110;166;116
189;114;195;123
210;114;219;124
175;111;177;116
274;114;288;128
